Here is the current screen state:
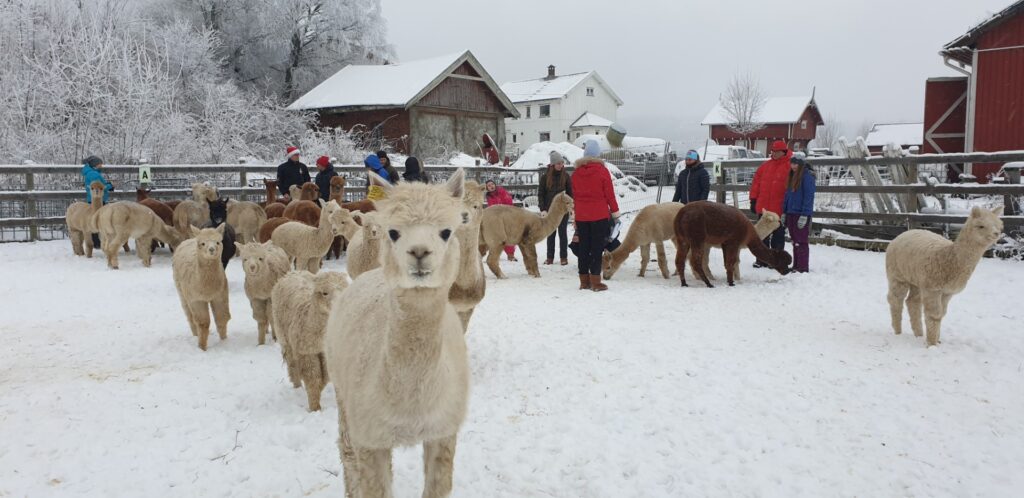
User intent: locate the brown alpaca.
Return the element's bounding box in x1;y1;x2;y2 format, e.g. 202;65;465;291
265;203;285;219
260;179;290;207
673;201;792;287
340;199;376;214
283;182;321;227
326;176;348;260
478;192;574;279
258;217;290;243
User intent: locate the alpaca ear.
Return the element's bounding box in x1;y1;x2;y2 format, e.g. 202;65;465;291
190;226;201;237
352;213;363;225
446;169;465;199
318;198;326;208
368;171;393;193
991;206;1003;216
970;206;984;217
216;223;226;235
234;241;244;253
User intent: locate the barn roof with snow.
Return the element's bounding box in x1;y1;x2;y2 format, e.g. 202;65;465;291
865;123;924;148
701;95;823;126
941;0;1024;65
500;71;624;105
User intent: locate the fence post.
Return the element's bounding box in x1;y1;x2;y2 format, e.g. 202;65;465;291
25;172;38;241
239;169;247;201
716;164;726;204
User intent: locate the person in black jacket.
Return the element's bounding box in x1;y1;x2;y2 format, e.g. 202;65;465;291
313;155;337;202
672;150;711;204
539;151;573;265
277;146;310;199
402;156;430;183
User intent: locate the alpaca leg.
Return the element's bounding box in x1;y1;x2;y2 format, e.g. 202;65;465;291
422;435;457;498
520;244;539;277
336;404;359;498
906;286;924;337
137;237;154;267
299;354;324;411
281;343;301;388
923;291;943;346
106;232;129;269
457;308;474;334
675;238;689;287
703;245;717;281
655;242;670;279
308;257;322;274
722;244;740;286
938;294;953;344
211;295;230;341
355;447;393;498
85;232;95;258
638;244;650;277
485;247;505;279
253;299;269;345
887;280;910;335
179;295;199;337
70;230;84;256
189;301;212;350
689;240;713;288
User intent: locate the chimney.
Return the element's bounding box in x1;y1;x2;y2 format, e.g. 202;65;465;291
546;65;556;80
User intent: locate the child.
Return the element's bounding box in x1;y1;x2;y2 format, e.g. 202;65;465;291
81;156;113;247
782;156;816;273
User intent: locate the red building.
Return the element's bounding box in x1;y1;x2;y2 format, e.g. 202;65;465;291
701;94;824;155
924;0;1024;181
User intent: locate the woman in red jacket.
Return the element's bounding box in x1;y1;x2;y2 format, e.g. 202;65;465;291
485;180;518;261
749;140;792;267
571;140;620;291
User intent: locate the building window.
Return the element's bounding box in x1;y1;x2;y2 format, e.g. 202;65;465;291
512;134;517;144
586;87;595;96
526;106;531;118
539;132;550;142
539;104;550;118
801;120;807;130
575;132;581;139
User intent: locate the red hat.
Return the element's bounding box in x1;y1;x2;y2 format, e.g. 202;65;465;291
771;140;788;152
316;155;331;168
285;146;300;159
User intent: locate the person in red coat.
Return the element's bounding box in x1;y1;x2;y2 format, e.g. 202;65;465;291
572;139;620;291
485;180;518;261
749;140;792;267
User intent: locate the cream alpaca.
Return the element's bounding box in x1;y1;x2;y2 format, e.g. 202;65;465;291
478;191;574;279
324;170;468;498
448;180;487;332
65;181;107;257
271;199;341;273
344;212;383;279
172;183;219;235
272;271;349;411
235;241;291;345
886;206;1003;346
172;225;230;351
92;202;184;269
226;200;268;243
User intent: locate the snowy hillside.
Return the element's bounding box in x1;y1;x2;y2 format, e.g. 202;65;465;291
1;235;1022;496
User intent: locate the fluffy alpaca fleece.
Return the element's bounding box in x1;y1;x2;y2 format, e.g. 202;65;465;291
344;212;383;279
271;199;342;273
886;206;1003;346
448;180;487;332
66;181;107;257
324;170;468;498
272;270;349;411
136;188;175;225
172;225;230;351
283;182;321;226
235;241;291;345
226;200;267;243
172;183;219;235
258;217;289;243
326;176;348;260
92;201;185;269
673;201;791;287
478;191;574;279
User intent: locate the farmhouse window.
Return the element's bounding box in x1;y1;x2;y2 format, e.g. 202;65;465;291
539;132;551;142
586;87;595;96
526;106;531;118
801;120;807;130
539;104;551;118
512;134;517;143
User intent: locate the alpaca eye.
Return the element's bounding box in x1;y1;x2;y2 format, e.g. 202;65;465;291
388;229;400;241
440;229;452;241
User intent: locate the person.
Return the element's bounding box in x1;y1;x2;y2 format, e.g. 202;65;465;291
82;155;114;248
313;155;337;202
375;151;401;184
481;134;500;165
671;150;710;204
749;140;792;267
783;156;816;273
402;156;430;183
277;146;310;200
572;139;619;291
484;180;517;261
364;153;395;183
538;151;573;265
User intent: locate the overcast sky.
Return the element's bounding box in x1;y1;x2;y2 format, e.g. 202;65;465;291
381;0;1009;148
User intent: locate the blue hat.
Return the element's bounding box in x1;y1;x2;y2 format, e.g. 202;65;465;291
583;139;601;158
685;150;699;161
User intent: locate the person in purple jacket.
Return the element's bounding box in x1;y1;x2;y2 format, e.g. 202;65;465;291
782;156;816;272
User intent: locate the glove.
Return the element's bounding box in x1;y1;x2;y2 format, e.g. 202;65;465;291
611;211;621;220
750;199;757;214
798;216;808;229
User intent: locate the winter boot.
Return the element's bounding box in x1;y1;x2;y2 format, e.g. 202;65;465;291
579;274;591;290
589;274;608;292
544;258;554;265
560;258;568;266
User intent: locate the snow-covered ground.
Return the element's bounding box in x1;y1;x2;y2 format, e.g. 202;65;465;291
2;233;1023;497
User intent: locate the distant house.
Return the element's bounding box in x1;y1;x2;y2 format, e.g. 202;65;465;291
701;95;824;155
923;0;1024;181
288;51;519;159
865;123;924;154
500;66;623;151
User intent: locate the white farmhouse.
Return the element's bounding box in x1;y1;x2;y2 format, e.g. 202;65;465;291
500;66;623;152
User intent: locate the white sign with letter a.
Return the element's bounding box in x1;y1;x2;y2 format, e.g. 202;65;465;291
139;166;152;184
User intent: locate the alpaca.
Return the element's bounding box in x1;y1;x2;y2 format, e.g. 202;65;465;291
265;203;286;219
271;199;342;273
478;191;574;279
135;188;175;225
226;199;267;243
172;183;218;235
258;217;290;244
448;180;487;332
344;212;384;279
172;225;230;351
673;201;792;287
886;206;1003;346
324;170;468;498
341;199;376;214
273;271;349;411
92;202;185;269
236;241;291;345
327;176;348;260
283;182;321;227
66;181;107;257
261;179;289;207
205;199;237;268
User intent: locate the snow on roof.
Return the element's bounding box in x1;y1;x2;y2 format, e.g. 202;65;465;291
287;52;465;111
944;0;1024;50
500;72;592;103
701;96;816;126
569;112;614;128
865;123;924;147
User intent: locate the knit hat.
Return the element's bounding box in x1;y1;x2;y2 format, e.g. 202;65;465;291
285;146;300;159
583;139;601;158
685;150;700;161
84;156;103;168
549;151;565;164
790;156;808;168
316;156;331;168
771;140;788;152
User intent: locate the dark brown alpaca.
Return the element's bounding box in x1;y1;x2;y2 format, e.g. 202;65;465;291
673;201;791;287
283;182;321;227
136;188;174;252
262;179;289;217
258;217;290;243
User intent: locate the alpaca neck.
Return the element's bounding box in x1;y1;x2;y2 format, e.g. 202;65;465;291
949;231;989;275
196;252;222;274
314;216;334;247
453;221;483;286
609;236;639;267
744;227;777;262
385;287;448;376
533;201;567;242
90;193;104;212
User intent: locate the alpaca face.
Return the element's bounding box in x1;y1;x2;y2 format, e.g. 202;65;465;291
461;181;487;226
192;183;217;202
207;199;229;226
236;242;269;276
301;182;320;201
330;176;346;197
312;272;348;313
318;200;342;234
360;214;383;240
556;192;575;213
192;225;225;260
384;223;457;288
964;207;1004;247
329;208;358;237
89;181;106;198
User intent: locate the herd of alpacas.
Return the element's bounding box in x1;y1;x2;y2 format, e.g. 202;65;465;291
61;166;1005;495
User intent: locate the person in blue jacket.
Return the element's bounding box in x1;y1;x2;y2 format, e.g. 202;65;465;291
671;150;710;204
782;156;816;273
81;155;114;247
364;154;397;184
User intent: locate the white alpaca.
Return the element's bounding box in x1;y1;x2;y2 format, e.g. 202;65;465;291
271;199;342;273
345;212;384;279
324;170;468;498
448;180;487;332
172;225;230;351
65;181;107;257
227;200;268;243
272;270;349;411
235;241;291;345
172;183;218;235
886;206;1003;346
92;201;184;269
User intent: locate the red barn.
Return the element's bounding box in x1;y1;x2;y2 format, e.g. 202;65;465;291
924;0;1024;181
701;94;824;155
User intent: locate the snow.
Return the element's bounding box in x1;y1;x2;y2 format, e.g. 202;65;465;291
865;123;924;148
3;231;1024;497
287;52;466;110
510;141;585;170
569;112;615;128
499;71;592;103
702;96;815;125
571;134;668;154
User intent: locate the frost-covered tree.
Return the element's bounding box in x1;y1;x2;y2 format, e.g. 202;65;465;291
719;72;767;149
812;114;842;151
